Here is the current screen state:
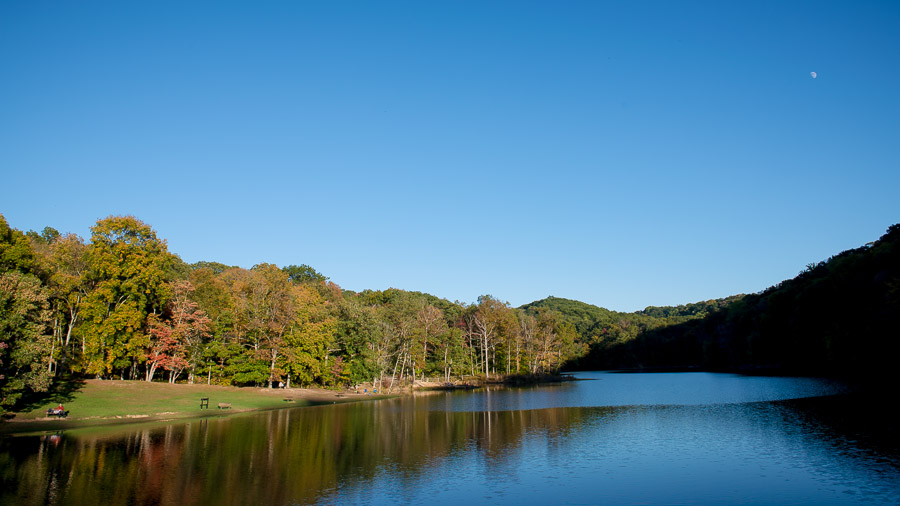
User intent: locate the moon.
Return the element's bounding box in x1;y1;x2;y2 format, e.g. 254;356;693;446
810;71;817;79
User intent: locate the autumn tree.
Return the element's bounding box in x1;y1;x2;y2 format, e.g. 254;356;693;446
0;216;54;411
80;216;173;378
470;295;516;377
528;308;584;373
145;314;187;382
219;264;299;386
517;311;538;374
145;281;211;383
332;296;379;386
0;214;38;275
282;283;335;387
184;265;234;384
415;304;445;380
434;326;467;382
0;272;53;412
40;233;92;373
379;290;421;391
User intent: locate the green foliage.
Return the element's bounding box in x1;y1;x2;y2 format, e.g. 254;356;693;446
521;296;616;330
0;214;38;276
333;298;380;384
25;226;61;245
283;264;328;284
281;284;335;386
226;347;269;386
190;261;236;275
638;296;745;319
521;294;742;370
0;271;53;411
80;216;173;376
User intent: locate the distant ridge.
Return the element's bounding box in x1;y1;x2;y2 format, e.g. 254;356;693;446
519;295;743;369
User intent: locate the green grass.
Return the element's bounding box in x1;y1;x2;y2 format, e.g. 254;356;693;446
1;379;369;434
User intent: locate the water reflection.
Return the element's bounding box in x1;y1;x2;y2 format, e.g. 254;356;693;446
2;374;898;506
2;402;600;506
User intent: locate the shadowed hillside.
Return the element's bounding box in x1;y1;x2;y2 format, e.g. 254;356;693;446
582;224;900;382
520;295;743;370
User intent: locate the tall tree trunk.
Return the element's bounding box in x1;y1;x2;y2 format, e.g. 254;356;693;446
515;338;521;374
268;349;278;388
482;331;488;376
65;303;79;348
422;339;428;381
388;354;401;393
443;347;450;383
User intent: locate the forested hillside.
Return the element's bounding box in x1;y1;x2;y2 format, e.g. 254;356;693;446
520;295;742;368
584;225;900;381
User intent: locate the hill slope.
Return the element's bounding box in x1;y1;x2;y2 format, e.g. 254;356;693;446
584;224;900;380
520;295;743;367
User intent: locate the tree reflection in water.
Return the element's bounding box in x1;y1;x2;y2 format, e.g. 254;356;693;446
1;398;604;506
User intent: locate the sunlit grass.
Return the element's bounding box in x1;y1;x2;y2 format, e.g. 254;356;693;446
12;379;346;422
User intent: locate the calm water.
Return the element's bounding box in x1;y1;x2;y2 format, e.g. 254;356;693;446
2;372;899;505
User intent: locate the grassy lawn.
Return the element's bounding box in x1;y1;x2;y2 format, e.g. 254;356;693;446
1;378;369;434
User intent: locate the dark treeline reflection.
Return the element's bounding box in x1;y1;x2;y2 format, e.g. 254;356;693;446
1;396;611;506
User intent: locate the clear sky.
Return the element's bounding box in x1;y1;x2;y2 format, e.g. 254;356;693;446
2;1;898;312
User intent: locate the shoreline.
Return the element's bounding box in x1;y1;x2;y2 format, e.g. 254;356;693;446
0;398;381;436
0;380;389;436
1;374;576;436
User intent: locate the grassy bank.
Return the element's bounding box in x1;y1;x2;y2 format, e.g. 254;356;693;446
2;375;571;435
1;379;376;435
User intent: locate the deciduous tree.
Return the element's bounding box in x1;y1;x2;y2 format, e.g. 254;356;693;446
0;272;53;412
80;216;173;378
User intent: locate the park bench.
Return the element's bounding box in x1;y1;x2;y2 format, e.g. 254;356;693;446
217;403;231;409
46;408;69;418
283;397;294;402
200;397;209;409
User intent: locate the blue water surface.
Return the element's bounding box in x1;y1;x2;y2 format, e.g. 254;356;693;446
3;372;898;506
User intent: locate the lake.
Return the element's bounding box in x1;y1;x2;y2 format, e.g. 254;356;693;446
2;372;899;505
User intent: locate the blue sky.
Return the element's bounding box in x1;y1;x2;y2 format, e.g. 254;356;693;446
2;1;898;312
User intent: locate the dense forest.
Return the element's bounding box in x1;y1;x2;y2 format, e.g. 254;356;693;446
0;214;605;413
520;295;743;369
2;213;896;414
580;225;900;382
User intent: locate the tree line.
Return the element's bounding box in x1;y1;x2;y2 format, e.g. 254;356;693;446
0;214;588;413
519;294;743;369
1;211;777;414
